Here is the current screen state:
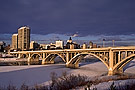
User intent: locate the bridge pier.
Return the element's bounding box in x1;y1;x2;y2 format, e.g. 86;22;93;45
28;57;31;65
18;54;21;58
117;68;123;74
108;49;114;75
42;60;54;65
66;63;79;68
108;68;123;75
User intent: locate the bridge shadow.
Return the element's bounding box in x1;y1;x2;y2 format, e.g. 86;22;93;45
79;59;100;67
54;57;65;65
123;59;135;71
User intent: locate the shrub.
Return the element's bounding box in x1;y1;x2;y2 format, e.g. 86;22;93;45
7;84;17;90
109;82;116;90
50;71;88;90
20;83;29;90
0;72;135;90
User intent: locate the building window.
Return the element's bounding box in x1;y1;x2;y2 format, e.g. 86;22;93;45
24;29;26;32
24;43;26;49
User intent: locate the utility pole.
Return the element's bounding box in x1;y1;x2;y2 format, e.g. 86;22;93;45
103;39;105;47
112;40;115;47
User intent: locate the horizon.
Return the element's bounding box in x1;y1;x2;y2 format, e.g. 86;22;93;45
1;33;135;47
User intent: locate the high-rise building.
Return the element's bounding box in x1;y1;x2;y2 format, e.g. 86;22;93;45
18;26;30;50
11;34;18;50
56;40;64;49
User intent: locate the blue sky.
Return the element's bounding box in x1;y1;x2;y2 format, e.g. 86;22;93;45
0;0;135;46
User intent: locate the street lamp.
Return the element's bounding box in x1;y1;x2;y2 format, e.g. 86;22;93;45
103;39;105;47
112;40;115;47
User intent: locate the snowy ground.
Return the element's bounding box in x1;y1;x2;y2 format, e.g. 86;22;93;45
0;58;135;88
82;79;135;90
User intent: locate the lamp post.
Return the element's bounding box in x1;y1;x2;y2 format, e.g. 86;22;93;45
3;50;6;61
103;39;105;47
112;40;115;47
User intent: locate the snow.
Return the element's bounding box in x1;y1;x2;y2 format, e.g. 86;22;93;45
0;59;135;88
87;79;135;90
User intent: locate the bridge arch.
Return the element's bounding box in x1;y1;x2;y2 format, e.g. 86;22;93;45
42;53;66;64
57;54;66;62
28;53;43;64
67;53;109;69
113;54;135;72
30;53;42;59
20;54;29;58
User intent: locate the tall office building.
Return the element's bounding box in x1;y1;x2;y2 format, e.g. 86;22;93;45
18;26;30;50
11;34;18;50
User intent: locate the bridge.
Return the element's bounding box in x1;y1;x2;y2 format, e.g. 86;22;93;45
10;46;135;75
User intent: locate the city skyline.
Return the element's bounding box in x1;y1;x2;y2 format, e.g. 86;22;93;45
2;33;135;46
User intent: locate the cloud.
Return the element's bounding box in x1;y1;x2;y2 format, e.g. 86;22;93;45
0;34;12;40
98;35;123;41
0;0;134;36
72;34;78;37
1;33;135;46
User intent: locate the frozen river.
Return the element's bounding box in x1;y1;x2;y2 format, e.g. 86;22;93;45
0;59;135;87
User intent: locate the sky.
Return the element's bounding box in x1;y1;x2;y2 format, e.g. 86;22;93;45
0;0;135;45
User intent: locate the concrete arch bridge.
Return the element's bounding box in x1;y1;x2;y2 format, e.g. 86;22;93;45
10;46;135;75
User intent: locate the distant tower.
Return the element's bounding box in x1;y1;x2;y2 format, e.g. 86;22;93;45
18;26;30;50
67;37;72;43
12;34;18;50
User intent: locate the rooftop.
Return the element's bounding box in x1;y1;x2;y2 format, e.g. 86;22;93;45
19;26;30;30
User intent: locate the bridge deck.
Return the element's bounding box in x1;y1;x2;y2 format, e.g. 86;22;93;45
0;58;27;63
10;46;135;54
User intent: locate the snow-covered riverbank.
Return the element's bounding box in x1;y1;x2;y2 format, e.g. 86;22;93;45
0;59;135;88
